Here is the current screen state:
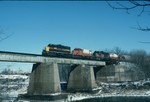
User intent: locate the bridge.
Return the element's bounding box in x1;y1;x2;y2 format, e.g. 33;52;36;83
0;51;105;65
0;51;106;95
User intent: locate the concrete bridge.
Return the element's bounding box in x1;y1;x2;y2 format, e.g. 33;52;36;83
0;51;105;95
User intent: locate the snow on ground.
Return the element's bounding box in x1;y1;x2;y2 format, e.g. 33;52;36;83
0;74;28;79
0;74;29;99
1;74;150;102
66;90;150;101
50;93;61;96
66;80;150;101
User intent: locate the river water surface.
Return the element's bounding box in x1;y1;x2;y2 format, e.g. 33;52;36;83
75;96;150;102
1;96;150;102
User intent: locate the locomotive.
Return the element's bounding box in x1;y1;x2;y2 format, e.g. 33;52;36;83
42;44;71;56
42;44;125;64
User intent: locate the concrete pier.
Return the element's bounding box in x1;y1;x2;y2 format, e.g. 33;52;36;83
95;63;144;83
27;63;61;95
67;65;97;91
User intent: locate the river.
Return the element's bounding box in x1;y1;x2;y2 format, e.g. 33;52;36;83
1;96;150;102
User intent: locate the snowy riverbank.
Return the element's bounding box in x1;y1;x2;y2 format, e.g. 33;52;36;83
0;74;150;102
0;74;29;99
66;81;150;101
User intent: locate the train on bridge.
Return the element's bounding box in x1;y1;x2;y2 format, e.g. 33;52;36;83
42;44;125;64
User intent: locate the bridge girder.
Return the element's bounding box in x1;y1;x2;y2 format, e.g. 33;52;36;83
0;51;105;66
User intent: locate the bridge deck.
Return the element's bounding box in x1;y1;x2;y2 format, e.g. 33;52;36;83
0;51;105;66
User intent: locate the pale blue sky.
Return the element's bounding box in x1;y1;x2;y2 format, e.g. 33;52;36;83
0;1;149;71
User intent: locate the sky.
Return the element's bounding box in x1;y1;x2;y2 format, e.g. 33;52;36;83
0;1;150;71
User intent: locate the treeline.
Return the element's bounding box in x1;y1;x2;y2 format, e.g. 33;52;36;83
106;47;150;79
129;50;150;78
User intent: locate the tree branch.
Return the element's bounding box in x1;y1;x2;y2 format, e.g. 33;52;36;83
106;1;138;11
106;1;150;16
136;22;150;31
106;1;150;31
0;27;12;42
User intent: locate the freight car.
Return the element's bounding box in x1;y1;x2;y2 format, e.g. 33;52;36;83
92;51;119;64
93;51;110;61
72;48;93;59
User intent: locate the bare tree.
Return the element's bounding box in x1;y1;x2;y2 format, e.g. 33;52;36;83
104;47;128;55
130;50;146;66
129;49;150;78
112;47;128;55
106;1;150;31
